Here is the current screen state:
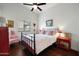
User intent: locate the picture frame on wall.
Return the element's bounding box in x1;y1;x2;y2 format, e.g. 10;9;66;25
6;20;14;28
46;19;53;27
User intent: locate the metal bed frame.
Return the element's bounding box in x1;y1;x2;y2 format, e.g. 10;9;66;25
21;32;36;55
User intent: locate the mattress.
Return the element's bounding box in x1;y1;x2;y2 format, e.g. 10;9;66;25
23;34;56;54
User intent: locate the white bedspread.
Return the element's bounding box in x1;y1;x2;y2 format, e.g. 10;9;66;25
23;34;56;54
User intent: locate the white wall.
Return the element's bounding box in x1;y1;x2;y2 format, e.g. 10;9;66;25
39;3;79;51
0;4;3;16
0;3;39;39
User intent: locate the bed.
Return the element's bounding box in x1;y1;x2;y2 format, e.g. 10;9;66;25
21;33;56;55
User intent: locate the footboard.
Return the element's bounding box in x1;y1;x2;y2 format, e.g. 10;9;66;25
21;33;36;55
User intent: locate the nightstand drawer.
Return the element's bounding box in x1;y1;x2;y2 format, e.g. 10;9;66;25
56;37;71;50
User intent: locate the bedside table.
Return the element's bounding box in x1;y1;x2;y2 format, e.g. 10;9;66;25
56;37;71;50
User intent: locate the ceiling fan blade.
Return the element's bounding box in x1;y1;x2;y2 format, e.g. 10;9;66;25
37;3;46;6
31;8;34;11
37;7;42;11
23;3;33;6
33;3;37;5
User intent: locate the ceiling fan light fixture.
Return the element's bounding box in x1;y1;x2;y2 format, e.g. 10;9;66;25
32;5;37;9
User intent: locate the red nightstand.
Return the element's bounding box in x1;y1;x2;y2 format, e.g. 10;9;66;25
56;37;71;50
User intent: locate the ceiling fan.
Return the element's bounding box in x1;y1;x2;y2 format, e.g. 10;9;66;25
23;3;46;11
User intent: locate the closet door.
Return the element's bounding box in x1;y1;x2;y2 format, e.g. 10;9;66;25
0;27;9;56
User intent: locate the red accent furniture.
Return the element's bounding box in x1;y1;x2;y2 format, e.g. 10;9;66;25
0;27;9;56
56;37;71;50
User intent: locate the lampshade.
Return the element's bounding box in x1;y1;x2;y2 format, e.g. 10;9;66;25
55;32;65;38
60;33;65;37
58;25;64;31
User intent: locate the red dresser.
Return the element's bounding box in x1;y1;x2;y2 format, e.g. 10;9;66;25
0;27;9;56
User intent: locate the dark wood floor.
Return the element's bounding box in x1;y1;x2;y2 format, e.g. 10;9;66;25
10;43;26;56
9;43;79;56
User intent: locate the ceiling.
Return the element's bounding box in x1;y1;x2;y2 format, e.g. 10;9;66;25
0;3;57;15
22;3;57;14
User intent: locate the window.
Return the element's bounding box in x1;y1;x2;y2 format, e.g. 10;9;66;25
18;20;30;32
